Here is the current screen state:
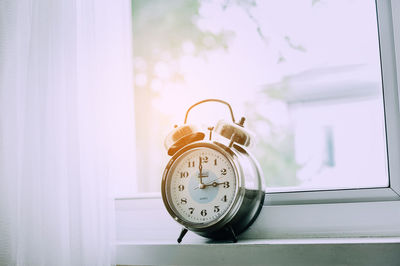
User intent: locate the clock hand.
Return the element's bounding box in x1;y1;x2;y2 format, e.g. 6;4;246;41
198;157;205;189
193;176;224;190
202;176;224;186
204;182;225;188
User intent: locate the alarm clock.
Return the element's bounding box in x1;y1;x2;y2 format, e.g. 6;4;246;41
161;99;265;243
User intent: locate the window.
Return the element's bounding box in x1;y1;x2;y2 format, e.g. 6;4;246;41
115;0;400;252
131;0;390;194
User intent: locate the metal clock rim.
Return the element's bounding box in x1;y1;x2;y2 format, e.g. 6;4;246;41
161;141;246;231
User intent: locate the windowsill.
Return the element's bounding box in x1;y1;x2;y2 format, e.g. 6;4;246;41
115;196;400;265
115;196;400;240
116;237;400;266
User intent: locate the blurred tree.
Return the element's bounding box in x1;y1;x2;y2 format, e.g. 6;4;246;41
132;0;311;190
132;0;231;87
132;0;232;191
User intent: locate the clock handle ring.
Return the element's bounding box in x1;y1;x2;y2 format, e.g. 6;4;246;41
184;99;236;124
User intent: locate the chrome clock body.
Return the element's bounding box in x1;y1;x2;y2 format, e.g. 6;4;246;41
161;140;265;240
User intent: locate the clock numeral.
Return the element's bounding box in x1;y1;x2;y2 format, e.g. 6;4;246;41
221;168;227;175
222;195;227;202
180;171;189;178
214;159;217;166
178;185;184;191
189;207;194;214
214;206;220;213
200;209;207;217
188;161;195;168
223;181;230;188
180;198;187;205
202;156;208;163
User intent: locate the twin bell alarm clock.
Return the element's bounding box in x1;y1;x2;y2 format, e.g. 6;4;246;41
161;99;265;243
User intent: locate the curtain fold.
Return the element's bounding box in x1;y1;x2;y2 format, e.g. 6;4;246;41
0;0;135;265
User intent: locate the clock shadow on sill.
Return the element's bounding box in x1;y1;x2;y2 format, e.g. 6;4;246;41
178;229;250;244
174;236;258;245
202;239;238;244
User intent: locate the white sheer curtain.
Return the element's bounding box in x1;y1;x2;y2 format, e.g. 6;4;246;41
0;0;136;265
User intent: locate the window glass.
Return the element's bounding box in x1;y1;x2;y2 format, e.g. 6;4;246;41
132;0;387;192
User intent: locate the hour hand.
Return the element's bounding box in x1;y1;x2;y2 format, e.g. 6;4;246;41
206;182;221;188
204;181;227;188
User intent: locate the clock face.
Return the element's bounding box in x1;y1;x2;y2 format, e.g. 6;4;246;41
165;146;237;226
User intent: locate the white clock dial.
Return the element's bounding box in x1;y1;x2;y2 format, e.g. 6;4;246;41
166;147;237;225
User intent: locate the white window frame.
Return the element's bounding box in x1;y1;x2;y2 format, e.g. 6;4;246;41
116;0;400;246
260;0;400;205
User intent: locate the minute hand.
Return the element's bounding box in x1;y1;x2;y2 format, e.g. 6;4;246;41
198;157;206;189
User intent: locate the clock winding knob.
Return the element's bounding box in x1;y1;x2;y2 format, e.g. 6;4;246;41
164;124;205;156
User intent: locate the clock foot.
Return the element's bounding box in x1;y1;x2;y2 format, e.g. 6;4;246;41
177;228;188;243
227;225;237;243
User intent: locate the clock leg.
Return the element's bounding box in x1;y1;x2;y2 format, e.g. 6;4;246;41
227;225;237;243
177;227;188;243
